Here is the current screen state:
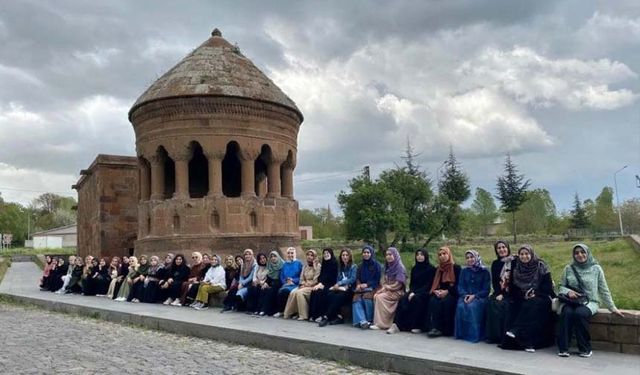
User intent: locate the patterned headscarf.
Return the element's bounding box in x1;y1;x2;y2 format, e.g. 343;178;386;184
513;244;549;291
464;249;485;272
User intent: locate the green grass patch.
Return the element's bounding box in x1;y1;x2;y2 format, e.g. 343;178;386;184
0;247;76;257
350;240;640;310
0;258;11;284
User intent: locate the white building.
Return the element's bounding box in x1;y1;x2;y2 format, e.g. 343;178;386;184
27;224;77;249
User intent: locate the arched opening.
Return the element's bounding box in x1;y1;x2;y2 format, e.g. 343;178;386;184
250;210;258;230
138;157;151;201
173;213;181;233
158;146;175;199
188;141;209;198
255;145;271;197
281;150;294;198
222;141;241;197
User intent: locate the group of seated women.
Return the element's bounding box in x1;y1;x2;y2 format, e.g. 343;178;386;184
40;241;624;357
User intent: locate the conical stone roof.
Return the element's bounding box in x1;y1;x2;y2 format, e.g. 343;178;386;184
129;28;302;121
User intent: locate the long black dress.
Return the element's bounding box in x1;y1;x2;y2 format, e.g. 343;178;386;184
165;264;190;300
49;263;68;293
501;260;555;350
111;263;129;300
394;260;436;331
309;255;338;320
85;265;111;296
65;266;84;294
141;266;162;303
486;259;510;343
257;276;282;315
426;265;461;336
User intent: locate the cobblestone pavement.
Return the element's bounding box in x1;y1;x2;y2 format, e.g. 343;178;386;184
0;303;394;375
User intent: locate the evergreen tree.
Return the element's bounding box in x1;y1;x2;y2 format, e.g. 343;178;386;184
496;153;530;243
438;148;471;238
570;192;590;229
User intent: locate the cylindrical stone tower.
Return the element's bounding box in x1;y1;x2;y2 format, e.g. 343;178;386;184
129;28;303;255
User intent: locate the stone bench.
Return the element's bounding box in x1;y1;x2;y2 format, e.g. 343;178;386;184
590;309;640;354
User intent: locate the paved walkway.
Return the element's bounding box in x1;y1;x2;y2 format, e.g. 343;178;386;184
2;262;639;375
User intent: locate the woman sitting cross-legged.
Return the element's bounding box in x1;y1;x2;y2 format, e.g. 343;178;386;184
192;255;227;310
454;250;491;343
556;243;624;358
426;246;461;338
160;254;190;306
352;245;382;329
371;247;407;332
309;248;338;322
284;249;321;320
485;240;514;343
274;247;303;318
251;251;284;317
390;248;435;334
318;248;357;327
501;244;555;353
245;253;269;314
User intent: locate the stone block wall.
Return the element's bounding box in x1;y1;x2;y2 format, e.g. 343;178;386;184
74;155;139;259
590;309;640;354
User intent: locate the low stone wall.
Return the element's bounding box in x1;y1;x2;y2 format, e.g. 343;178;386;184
590;309;639;354
625;234;640;252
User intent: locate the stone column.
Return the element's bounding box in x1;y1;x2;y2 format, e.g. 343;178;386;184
256;174;267;197
205;149;225;198
281;154;296;198
239;147;260;197
149;155;164;200
139;159;151;201
170;147;192;200
266;157;283;198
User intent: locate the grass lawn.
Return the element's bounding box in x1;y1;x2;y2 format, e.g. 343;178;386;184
0;257;11;284
350;239;639;310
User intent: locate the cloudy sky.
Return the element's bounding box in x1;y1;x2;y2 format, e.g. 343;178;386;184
0;0;638;212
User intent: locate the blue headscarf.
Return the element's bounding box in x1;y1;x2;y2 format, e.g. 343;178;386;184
358;245;381;285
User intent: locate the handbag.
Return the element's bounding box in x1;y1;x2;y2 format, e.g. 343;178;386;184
557;265;589;307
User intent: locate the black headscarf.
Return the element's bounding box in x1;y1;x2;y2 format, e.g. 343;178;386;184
318;248;338;286
513;244;549;291
409;248;435;292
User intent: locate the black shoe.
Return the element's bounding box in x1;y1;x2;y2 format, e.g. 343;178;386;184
427;329;442;338
329;318;344;325
221;306;232;313
318;318;329;327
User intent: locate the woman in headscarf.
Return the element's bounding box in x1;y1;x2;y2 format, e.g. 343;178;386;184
556;243;624;358
454;250;491;343
426;246;461;338
39;255;56;290
309;248;339;322
352;245;382;329
110;256;129;299
179;252;205;306
486;240;514;343
192;255;227;310
104;256;121;298
156;253;174;303
318;248;357;327
255;250;284;316
391;248;435;333
89;257;112;296
222;255;244;311
245;253;269;313
55;255;76;294
127;255;149;302
501;244;555;352
274;247;303;317
140;256;162;303
284;249;321;320
201;253;212;277
160;254;190;305
370;247;406;332
65;257;85;294
223;255;239;292
49;257;68;293
234;249;258;310
115;256;139;301
81;257;98;295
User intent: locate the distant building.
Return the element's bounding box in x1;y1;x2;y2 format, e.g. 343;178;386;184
28;224;77;249
299;226;313;240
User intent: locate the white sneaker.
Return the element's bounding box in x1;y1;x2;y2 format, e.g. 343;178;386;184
579;351;592;358
506;331;516;338
272;312;282;318
315;317;323;323
525;347;535;353
163;298;173;305
558;352;570;358
115;297;125;302
369;325;381;330
170;300;182;306
410;328;422;334
386;324;400;334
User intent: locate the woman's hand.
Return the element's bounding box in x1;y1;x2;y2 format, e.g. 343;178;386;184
567;290;581;299
612;308;625;318
408;292;415;301
496;294;504;302
464;295;475;304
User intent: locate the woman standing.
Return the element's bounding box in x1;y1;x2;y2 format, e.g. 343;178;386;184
502;244;555;352
274;247;303;317
309;248;339;322
486;240;514;343
371;247;406;332
426;246;461;338
284;249;321;320
391;248;435;333
556;243;624;358
352;245;382;329
454;250;491;343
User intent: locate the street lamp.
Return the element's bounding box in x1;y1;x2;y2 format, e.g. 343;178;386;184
613;165;627;236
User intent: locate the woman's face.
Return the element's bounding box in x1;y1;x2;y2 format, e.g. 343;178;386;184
85;256;93;264
212;256;220;267
258;255;267;266
518;249;532;263
203;255;211;264
244;253;253;263
465;253;476;267
58;258;65;266
45;255;52;263
286;249;295;261
415;251;425;263
306;252;315;263
110;258;119;267
192;254;201;264
235;257;243;267
225;257;234;267
175;256;183;265
362;249;371;260
574;247;588;264
323;251;332;261
150;258;158;266
165;255;173;264
385;251;394;263
341;251;350;265
496;243;509;258
140;257;148;265
270;254;279;264
123;257;129;264
75;258;83;266
91;259;98;267
438;249;449;264
99;259;106;267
